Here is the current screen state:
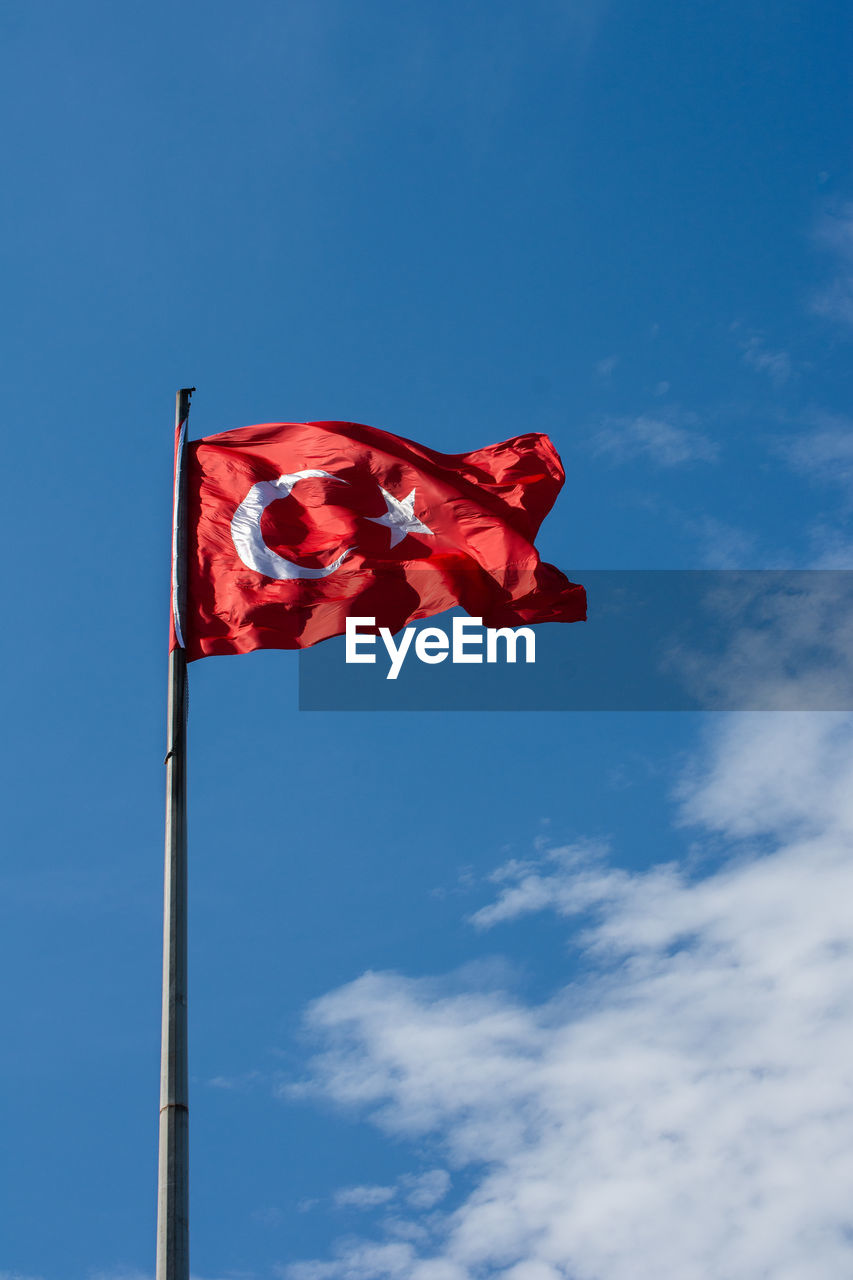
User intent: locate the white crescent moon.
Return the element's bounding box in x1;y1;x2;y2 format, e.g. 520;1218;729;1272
231;470;355;580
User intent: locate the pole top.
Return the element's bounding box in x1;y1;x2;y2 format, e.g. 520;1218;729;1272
176;388;195;423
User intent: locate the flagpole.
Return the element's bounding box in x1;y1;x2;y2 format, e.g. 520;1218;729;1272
156;387;194;1280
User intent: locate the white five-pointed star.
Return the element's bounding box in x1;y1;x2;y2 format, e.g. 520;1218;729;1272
367;486;434;548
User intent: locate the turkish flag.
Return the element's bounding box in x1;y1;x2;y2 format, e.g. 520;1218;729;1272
179;420;586;660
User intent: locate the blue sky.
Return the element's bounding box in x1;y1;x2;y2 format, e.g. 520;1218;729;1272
3;2;853;1277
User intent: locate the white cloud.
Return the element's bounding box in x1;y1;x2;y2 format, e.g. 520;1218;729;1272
333;1172;450;1213
281;1243;422;1280
470;839;614;929
738;334;792;386
678;712;853;838
679;514;757;568
592;414;718;467
809;526;853;567
813;203;853;326
88;1271;151;1280
89;1272;249;1280
207;1070;264;1092
191;1273;257;1280
402;1170;451;1210
286;713;853;1280
380;1218;431;1243
594;355;619;377
781;411;853;486
335;1185;397;1210
253;1206;284;1227
665;572;853;710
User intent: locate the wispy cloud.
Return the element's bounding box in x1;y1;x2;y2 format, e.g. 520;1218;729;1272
592;413;718;467
780;410;853;486
89;1272;247;1280
470;838;612;929
207;1069;265;1092
88;1270;151;1280
809;525;853;567
594;354;619;377
680;514;757;568
734;328;792;386
88;1270;150;1280
334;1171;451;1213
401;1170;451;1210
813;202;853;326
286;712;853;1280
335;1185;397;1210
253;1206;284;1228
666;572;853;711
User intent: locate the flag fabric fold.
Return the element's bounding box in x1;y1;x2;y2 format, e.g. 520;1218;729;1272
179;419;585;660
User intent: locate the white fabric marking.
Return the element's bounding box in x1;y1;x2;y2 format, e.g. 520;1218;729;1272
366;486;434;548
230;470;354;580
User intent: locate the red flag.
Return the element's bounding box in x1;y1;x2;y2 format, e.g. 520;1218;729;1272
179;420;585;660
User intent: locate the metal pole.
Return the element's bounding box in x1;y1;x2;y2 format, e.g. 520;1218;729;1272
156;388;194;1280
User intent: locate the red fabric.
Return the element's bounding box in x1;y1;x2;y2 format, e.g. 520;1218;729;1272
183;420;586;660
